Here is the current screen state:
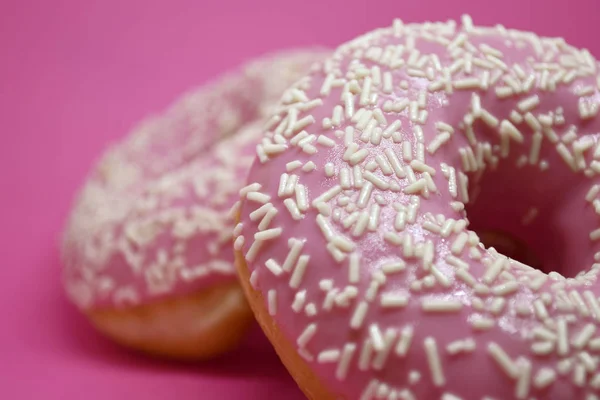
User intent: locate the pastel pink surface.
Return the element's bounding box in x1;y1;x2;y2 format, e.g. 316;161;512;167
1;0;599;399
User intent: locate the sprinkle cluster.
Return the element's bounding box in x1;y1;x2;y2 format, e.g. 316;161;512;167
238;17;600;399
62;51;327;310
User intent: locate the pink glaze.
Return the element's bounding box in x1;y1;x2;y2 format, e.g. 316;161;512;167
237;17;600;399
62;50;327;310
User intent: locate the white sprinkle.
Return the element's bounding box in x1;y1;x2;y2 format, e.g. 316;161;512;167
557;317;569;356
524;112;542;132
532;298;550;321
403;233;414;258
430;264;450;286
410;160;436;175
297;323;317;348
556;143;577;171
277;174;289;197
583;290;600;320
374;155;393;176
239;183;262;197
423;221;441;234
233;235;245;251
289;255;309;289
292;290;306;313
382;119;402;138
495;86;514;98
324;163;335;177
291;290;307;313
263;142;287;156
292;185;308;211
304;303;317;317
283;174;298;196
572;324;596;349
342;93;355;120
579;351;597;372
384;148;406;178
382;71;393;94
454;77;482;90
456;172;469;202
428;131;452;154
517;95;540;112
441;394;463;400
424;337;445;387
488;342;518;378
302;161;316;172
332;235;355;253
380;293;409;308
402;141;412;162
245;238;263;262
404;179;427;195
359;76;372;106
369;324;385;351
318;135;336;148
327;242;345;262
515;357;532;399
312;185;342;206
317;349;340;364
422;298;462;313
499;120;524;143
446;338;476;355
359;379;378;400
532;367;557;391
358;338;374;371
348;253;361;283
529;132;543;165
440;218;455;237
483;256;507;284
246;191;271;204
531;341;554;356
363;171;389;190
264;258;283;276
282;239;304;272
367;203;381;232
249;203;273;222
532;326;557;342
480;109;499;128
451;232;469;255
267;289;277;315
570;290;590;317
350;301;369;329
454;269;477;288
292;115;316;134
249;270;259;289
395;326;414;357
433;122;453;134
352;211;370;238
339;168;352;189
492;281;519;296
590;228;600;241
372;329;397;370
357;182;374;209
349;148;369;166
254;227;282;242
283;198;303;220
335;343;357;380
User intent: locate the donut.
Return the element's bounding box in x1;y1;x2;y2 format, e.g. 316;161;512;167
61;49;327;360
234;17;600;399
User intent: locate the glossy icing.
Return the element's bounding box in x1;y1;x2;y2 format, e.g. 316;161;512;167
238;17;600;399
62;50;327;310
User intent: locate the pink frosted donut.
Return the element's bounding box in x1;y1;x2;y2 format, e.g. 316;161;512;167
235;17;600;399
61;49;327;360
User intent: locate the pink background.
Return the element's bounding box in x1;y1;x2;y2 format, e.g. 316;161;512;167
2;0;599;398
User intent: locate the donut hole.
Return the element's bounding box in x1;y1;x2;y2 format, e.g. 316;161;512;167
463;157;598;278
